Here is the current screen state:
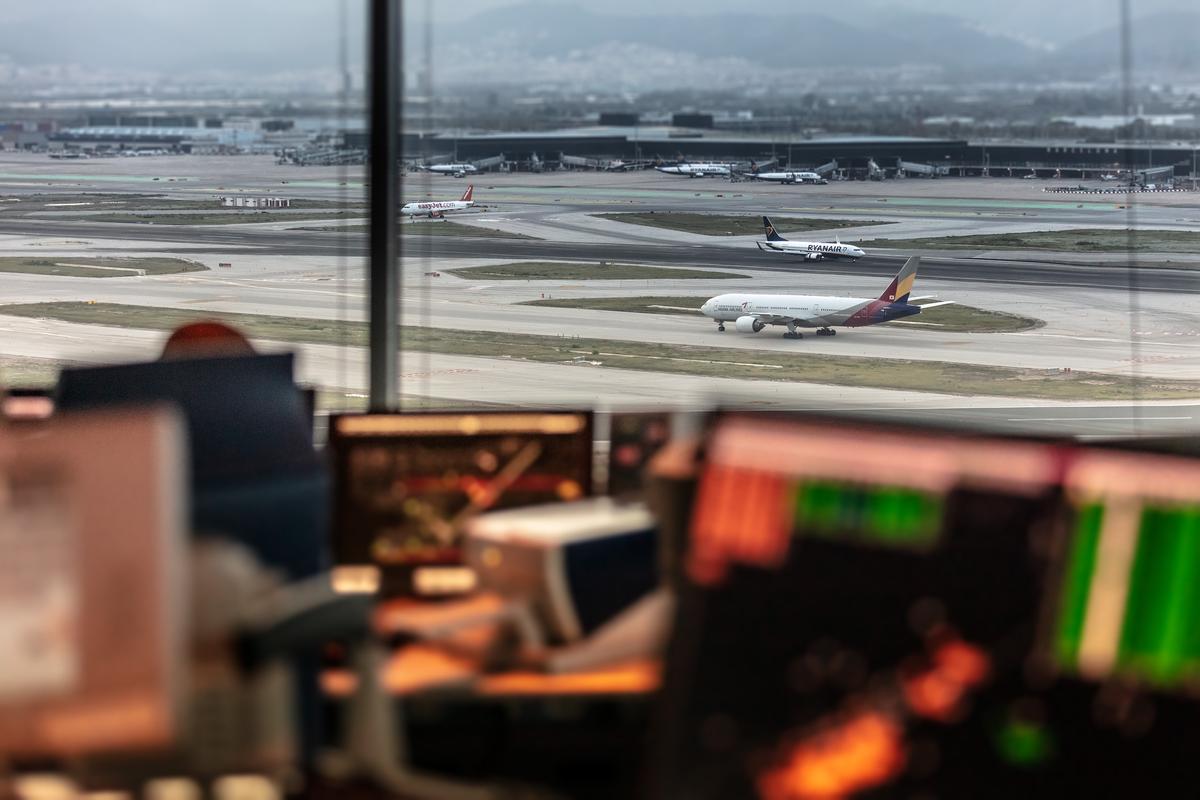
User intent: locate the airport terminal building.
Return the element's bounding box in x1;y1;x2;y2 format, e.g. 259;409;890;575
38;120;1200;182
402;126;1199;181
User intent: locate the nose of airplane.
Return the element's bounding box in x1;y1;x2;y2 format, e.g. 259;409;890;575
700;299;713;315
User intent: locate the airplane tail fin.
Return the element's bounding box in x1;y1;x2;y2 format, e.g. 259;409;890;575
762;216;786;242
461;184;474;202
879;256;920;303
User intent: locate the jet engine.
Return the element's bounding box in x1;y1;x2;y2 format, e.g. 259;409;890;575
735;316;765;333
804;252;824;261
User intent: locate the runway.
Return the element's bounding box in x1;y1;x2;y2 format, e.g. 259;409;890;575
1;218;1198;294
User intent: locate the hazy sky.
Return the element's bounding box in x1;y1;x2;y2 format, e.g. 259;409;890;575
1;0;1193;73
420;0;1178;41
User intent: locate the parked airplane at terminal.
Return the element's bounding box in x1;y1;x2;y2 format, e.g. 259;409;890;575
756;216;865;261
655;161;734;177
424;163;478;177
401;185;475;218
746;170;826;184
701;256;951;338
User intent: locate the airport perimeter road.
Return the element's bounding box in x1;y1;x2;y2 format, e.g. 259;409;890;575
1;218;1199;293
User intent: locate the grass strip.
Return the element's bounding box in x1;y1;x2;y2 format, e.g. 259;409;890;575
5;193;366;214
84;211;366;225
0;256;207;278
0;355;72;388
0;302;1190;401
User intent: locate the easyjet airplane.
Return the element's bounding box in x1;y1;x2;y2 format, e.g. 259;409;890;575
401;185;475;219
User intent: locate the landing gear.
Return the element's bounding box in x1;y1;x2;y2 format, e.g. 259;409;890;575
816;327;836;337
783;332;804;339
717;323;725;332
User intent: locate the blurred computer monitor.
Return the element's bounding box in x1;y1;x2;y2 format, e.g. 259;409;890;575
329;411;593;596
652;413;1200;798
1047;448;1200;686
651;413;1058;797
0;407;187;758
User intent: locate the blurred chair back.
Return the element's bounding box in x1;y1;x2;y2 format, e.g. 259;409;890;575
56;353;327;579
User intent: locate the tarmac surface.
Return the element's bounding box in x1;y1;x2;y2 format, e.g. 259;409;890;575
2;152;1198;438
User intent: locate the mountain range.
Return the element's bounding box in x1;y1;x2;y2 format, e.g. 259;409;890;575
1;1;1196;91
417;4;1200;88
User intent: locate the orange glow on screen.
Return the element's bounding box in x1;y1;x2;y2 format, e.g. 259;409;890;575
757;712;906;800
689;465;791;585
902;640;990;722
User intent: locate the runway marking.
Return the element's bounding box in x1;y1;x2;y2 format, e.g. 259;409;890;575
175;275;366;299
1003;331;1200;348
571;350;782;369
178;295;239;304
1009;416;1194;422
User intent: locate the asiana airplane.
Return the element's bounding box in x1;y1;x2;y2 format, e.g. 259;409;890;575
701;256;953;338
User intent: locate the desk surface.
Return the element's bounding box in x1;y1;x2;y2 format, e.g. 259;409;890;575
327;594;665;698
322;644;660;699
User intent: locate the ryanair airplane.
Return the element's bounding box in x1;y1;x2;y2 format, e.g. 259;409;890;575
701;256;953;338
755;215;866;261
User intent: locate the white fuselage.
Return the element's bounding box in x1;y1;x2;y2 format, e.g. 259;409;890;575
401;199;473;217
656;163;732;177
427;164;477;175
758;239;866;260
702;293;873;327
753;171;825;184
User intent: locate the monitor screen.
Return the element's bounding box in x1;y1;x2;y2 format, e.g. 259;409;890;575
330;411;593;595
652;414;1200;798
1048;449;1200;687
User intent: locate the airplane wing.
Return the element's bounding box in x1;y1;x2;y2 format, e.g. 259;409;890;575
649;304;703;312
756;314;794;325
751;312;824;326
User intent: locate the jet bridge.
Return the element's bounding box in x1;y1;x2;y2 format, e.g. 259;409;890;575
472;153;506;171
560;154;602;169
897;159;950;178
1136;165;1175;186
